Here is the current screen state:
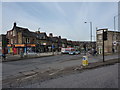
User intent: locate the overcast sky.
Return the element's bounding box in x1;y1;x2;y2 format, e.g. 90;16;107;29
1;2;118;41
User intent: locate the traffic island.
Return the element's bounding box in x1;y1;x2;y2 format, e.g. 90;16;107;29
81;58;119;70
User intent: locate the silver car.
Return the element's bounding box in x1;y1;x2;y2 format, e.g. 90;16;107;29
69;51;76;55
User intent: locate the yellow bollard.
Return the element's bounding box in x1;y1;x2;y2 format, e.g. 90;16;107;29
82;56;88;66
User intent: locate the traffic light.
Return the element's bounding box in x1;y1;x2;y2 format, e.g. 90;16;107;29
83;43;86;51
7;38;9;44
103;30;107;41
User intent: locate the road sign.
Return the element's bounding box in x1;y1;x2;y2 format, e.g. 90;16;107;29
113;41;117;45
52;45;55;49
82;56;88;66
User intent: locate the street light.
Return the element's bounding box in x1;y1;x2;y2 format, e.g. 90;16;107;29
38;27;40;32
84;22;93;50
113;14;120;53
114;14;120;31
84;22;92;43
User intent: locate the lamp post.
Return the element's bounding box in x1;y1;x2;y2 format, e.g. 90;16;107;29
84;22;93;49
38;27;40;53
114;14;120;31
84;22;92;42
113;14;120;53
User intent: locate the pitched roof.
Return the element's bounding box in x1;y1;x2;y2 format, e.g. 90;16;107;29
35;32;48;40
13;26;36;37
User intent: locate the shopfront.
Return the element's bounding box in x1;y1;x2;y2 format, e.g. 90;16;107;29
7;44;36;55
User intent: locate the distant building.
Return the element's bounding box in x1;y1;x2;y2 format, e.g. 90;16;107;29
35;31;49;52
67;40;73;47
78;41;96;51
61;38;67;48
96;29;120;54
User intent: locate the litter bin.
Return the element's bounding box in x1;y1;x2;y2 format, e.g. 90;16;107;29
82;56;88;66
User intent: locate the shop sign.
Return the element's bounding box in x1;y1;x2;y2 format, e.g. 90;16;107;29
27;44;36;47
15;44;25;47
7;44;12;47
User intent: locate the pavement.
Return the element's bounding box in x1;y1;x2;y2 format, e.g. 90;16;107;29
2;53;120;88
1;52;61;62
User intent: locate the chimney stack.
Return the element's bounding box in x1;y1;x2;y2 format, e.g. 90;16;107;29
59;36;61;39
49;33;53;37
14;22;17;27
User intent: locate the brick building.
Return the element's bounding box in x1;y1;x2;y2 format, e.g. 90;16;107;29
35;31;50;52
96;29;120;54
6;23;36;54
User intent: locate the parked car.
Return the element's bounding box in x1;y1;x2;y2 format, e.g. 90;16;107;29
69;51;76;55
75;51;80;54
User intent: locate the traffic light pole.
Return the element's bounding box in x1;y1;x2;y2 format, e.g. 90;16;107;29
102;29;105;62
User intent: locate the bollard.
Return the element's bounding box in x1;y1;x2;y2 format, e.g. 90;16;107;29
82;56;88;66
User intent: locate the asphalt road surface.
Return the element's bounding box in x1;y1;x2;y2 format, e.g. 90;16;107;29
2;54;82;79
25;63;119;88
2;54;118;80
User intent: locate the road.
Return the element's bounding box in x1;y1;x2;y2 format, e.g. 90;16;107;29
25;63;119;88
2;54;81;79
2;54;119;80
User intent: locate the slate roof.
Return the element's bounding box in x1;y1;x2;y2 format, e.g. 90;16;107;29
13;26;36;37
12;25;50;40
61;38;67;43
35;32;48;40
